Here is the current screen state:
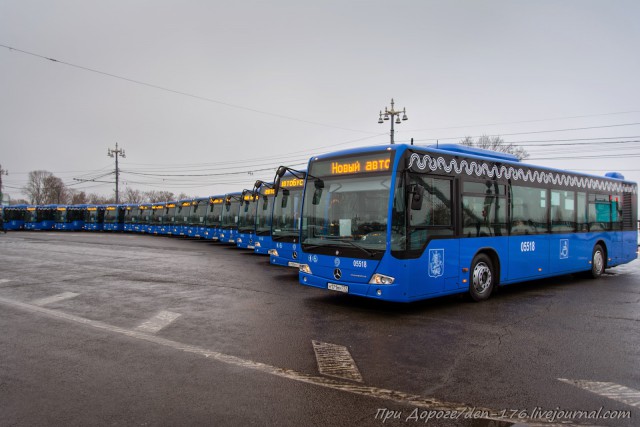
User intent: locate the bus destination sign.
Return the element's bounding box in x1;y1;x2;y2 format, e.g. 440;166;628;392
313;152;392;176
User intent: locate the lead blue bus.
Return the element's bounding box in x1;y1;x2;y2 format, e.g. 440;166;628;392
253;181;276;255
2;204;28;230
269;169;307;267
218;192;242;244
297;143;638;303
24;205;57;230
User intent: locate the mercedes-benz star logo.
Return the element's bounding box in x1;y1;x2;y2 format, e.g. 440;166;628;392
333;268;342;280
292;251;298;259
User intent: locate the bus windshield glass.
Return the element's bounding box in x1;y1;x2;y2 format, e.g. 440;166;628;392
301;152;394;256
237;197;256;232
221;200;241;228
255;194;274;235
272;185;304;239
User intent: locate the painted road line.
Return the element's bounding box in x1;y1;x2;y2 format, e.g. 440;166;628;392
135;311;181;334
0;296;573;426
31;292;79;307
312;340;363;382
0;279;10;284
558;378;640;408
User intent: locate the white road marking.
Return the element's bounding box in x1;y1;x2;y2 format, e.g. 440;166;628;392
0;295;577;425
558;378;640;408
312;340;363;382
31;292;79;307
0;279;10;284
135;311;181;334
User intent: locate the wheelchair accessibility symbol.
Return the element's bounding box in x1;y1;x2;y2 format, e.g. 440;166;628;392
560;239;569;259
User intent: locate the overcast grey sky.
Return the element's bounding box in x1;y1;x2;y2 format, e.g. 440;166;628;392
1;0;639;202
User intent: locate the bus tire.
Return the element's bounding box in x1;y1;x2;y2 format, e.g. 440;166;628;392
589;244;606;279
469;253;494;302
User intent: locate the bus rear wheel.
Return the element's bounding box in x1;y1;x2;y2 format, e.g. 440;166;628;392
469;254;494;302
589;244;605;278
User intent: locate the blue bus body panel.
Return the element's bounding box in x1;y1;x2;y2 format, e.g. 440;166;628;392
237;231;256;249
270;241;301;267
254;235;273;255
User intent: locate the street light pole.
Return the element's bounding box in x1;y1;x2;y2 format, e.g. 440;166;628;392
377;98;408;144
107;143;126;204
0;165;7;206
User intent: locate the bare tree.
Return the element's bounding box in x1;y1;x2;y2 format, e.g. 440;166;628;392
69;190;88;205
122;188;144;204
23;170;62;204
144;190;175;203
177;192;192;201
460;135;529;160
43;175;68;204
87;193;114;204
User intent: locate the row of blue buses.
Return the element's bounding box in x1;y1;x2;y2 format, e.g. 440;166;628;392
2;204;107;231
3;143;638;303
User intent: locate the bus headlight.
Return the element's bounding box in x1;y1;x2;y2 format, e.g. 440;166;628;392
268;249;279;256
369;274;395;285
299;264;312;274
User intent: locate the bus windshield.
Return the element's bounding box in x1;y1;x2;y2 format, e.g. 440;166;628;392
221;200;241;228
238;198;257;232
104;208;117;223
272;187;304;239
54;209;67;223
301;174;392;256
255;195;274;235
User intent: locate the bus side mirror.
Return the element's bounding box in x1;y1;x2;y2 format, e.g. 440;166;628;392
276;166;287;178
410;184;424;210
281;189;289;208
312;179;324;205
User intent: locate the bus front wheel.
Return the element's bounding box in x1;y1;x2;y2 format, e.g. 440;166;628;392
589;244;606;279
469;254;494;302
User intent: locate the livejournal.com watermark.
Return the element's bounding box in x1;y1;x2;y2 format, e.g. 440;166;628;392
374;406;632;423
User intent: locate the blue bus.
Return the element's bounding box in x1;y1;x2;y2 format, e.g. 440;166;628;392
2;204;28;230
172;200;192;236
54;205;87;230
84;205;105;231
269;168;307;267
297;143;638;303
253;181;276;255
103;204;125;232
123;204;138;232
25;205;57;230
188;197;210;238
149;202;166;234
162;202;178;235
218;192;242;244
135;204;152;233
237;190;258;249
203;196;225;241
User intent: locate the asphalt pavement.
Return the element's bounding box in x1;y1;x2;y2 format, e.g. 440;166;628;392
1;232;638;426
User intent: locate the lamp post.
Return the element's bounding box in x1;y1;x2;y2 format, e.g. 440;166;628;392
107;143;126;204
377;98;408;144
0;165;7;206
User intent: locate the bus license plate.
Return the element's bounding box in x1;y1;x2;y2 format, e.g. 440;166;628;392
328;283;348;293
288;262;300;268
